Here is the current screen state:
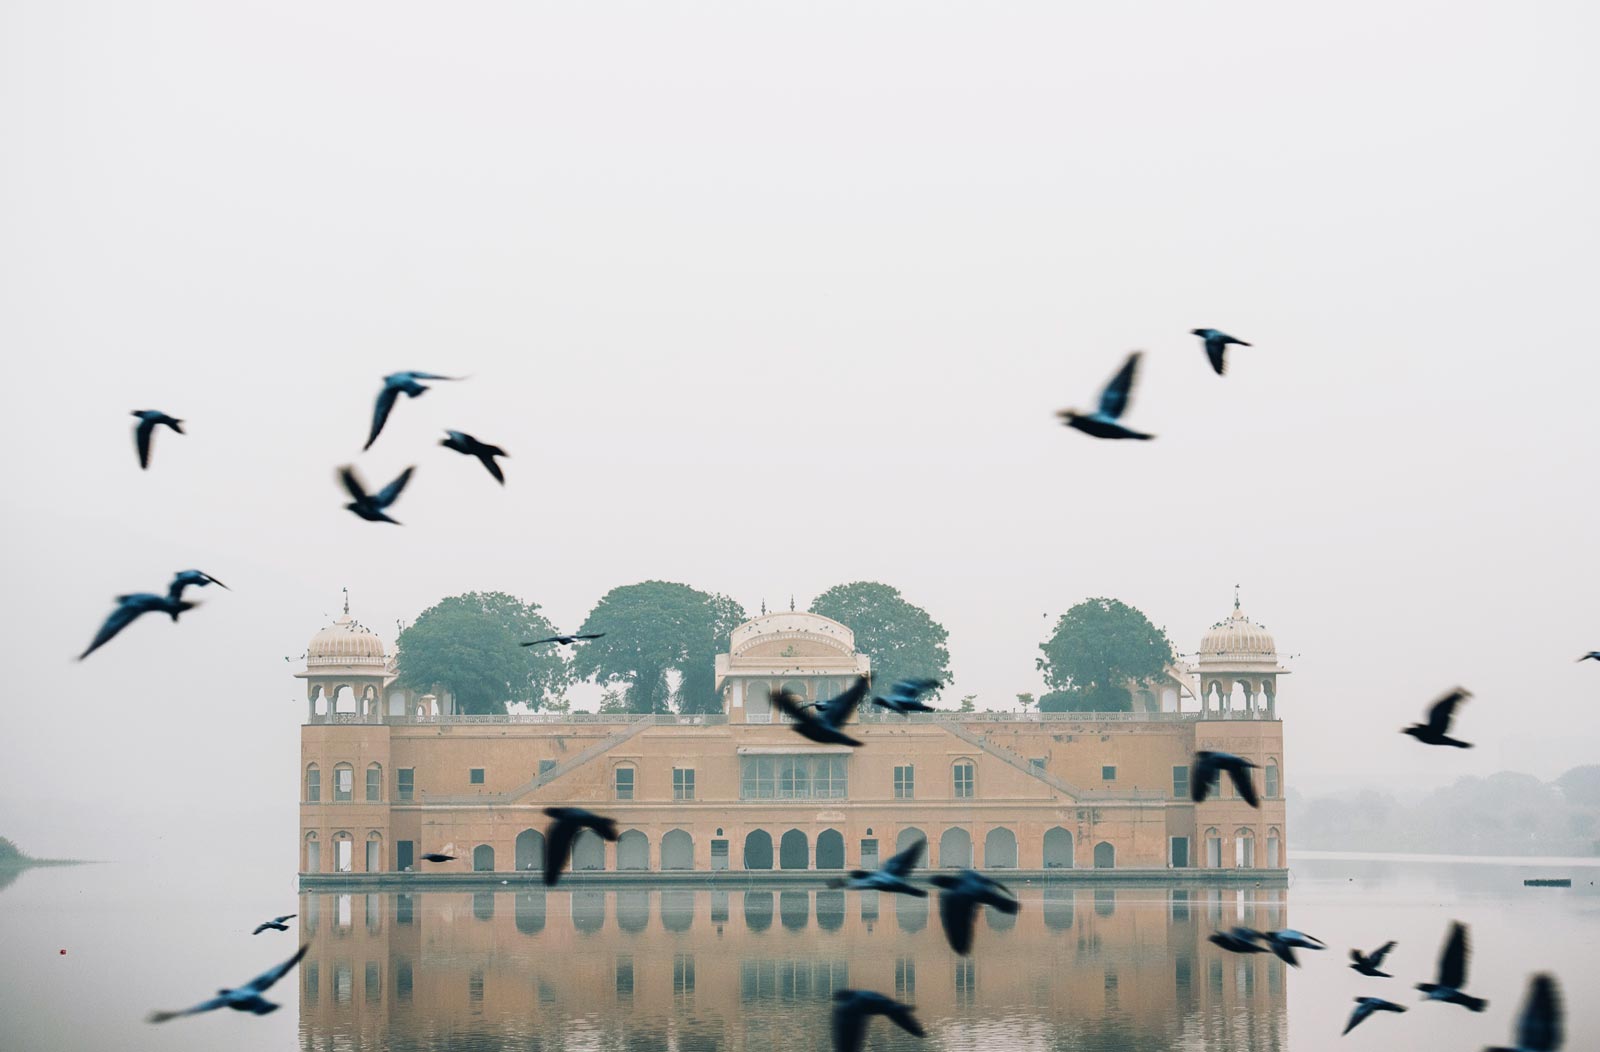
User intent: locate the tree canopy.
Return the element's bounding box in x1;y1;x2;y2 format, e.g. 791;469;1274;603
395;592;572;715
809;582;952;698
573;581;746;714
1036;597;1174;710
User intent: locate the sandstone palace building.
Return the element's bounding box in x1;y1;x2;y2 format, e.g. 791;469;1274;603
298;599;1287;881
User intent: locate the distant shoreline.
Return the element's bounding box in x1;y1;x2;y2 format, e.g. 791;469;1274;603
1294;848;1600;867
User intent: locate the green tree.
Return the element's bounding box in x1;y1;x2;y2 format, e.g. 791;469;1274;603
958;693;977;712
1016;692;1037;714
809;582;952;698
395;592;572;715
1036;598;1174;711
573;581;746;714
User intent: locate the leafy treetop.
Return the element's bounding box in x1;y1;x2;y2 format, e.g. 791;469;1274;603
1036;597;1175;711
809;582;952;699
396;592;572;715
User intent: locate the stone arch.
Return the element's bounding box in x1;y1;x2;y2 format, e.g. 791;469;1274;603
472;844;495;872
660;890;694;932
1093;841;1115;869
896;827;926;855
816;890;845;931
617;890;649;933
365;831;382;873
661;829;694;870
780;890;809;930
1234;827;1256;868
333;685;357;715
571;890;605;934
1204;827;1222;868
332;831;354;873
617;830;649;871
744;829;774;870
311;685;329;717
1044;885;1074;930
939;827;973;868
304;831;321;873
744;681;772;722
778;829;809;870
895;893;928;933
743;890;773;932
1043;826;1074;868
515;829;546;873
473;890;495;921
984;827;1018;868
1266;826;1282;868
815;829;845;870
572;829;605;871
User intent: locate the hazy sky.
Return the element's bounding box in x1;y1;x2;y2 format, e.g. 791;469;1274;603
2;1;1596;861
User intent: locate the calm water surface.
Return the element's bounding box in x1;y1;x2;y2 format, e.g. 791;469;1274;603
1;854;1595;1051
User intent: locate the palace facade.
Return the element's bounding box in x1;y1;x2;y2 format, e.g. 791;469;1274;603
298;599;1288;880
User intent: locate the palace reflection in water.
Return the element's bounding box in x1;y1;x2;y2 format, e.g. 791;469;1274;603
297;884;1286;1051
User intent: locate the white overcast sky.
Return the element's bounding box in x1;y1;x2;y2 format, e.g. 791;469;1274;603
1;1;1596;860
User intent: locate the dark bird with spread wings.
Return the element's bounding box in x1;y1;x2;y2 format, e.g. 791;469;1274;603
1209;927;1270;955
1191;751;1260;807
365;371;462;450
146;944;308;1023
1343;997;1406;1036
251;914;296;935
543;807;619;886
1350;940;1397;977
827;837;927;898
1486;973;1563;1052
831;990;924;1052
1416;921;1488;1012
339;465;416;524
1191;328;1252;375
78;592;198;661
770;676;869;747
131;410;184;469
1263;929;1327;966
167;569;228;601
871;678;941;715
1056;351;1154;440
421;852;456;863
522;633;606;647
1402;688;1474;748
929;869;1020;956
1577;652;1600;663
440;430;509;484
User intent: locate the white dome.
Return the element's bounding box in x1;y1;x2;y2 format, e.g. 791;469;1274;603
1197;600;1277;665
306;615;388;670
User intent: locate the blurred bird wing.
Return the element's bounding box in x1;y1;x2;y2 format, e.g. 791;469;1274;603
576;633;606;640
1206;339;1227;375
274;914;296;923
1343;1000;1375;1035
885;1001;925;1037
366;386;401;448
375;467;415;506
1425;690;1466;734
1437;923;1468;989
1191;757;1219;802
1226;762;1260;807
251;922;273;935
831;1002;867;1052
338;467;369;503
1097;352;1141;420
1370;940;1395;965
80;604;142;659
768;689;813;723
1515;975;1562;1052
882;837;924;877
938;893;977;955
407;372;459;381
521;637;560;647
820;676;869;727
479;454;505;484
243;944;309;993
134;417;156;468
545;818;576;885
148;996;230;1022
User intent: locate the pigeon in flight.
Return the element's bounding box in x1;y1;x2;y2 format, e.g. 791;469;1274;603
770;676;869;747
1349;940;1397;977
251;914;296;935
1342;996;1406;1036
1416;921;1488;1012
1402;688;1474;748
1191;328;1252;375
146;944;308;1022
827;837;927;898
440;430;509;484
929;869;1020;956
521;632;606;647
339;465;415;525
365;372;462;450
831;989;924;1052
420;852;457;863
1578;652;1600;663
78;593;198;661
1486;973;1563;1052
131;410;184;469
543;807;619;886
1056;351;1154;440
167;569;228;601
1263;929;1327;966
1208;927;1270;955
1191;751;1260;807
871;678;941;715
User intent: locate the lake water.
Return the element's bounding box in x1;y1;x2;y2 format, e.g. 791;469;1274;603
1;853;1595;1051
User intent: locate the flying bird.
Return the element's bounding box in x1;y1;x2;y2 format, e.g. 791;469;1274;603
1342;997;1406;1036
543;807;619;886
251;914;296;935
1486;973;1563;1052
1191;751;1261;807
521;633;606;647
928;869;1020;956
827;837;927;898
1263;929;1327;966
339;465;415;524
146;944;308;1022
1402;688;1474;748
78;592;198;661
131;410;184;469
871;678;941;715
1349;940;1397;977
167;569;228;601
1416;921;1488;1012
831;990;924;1052
420;852;457;863
365;371;462;450
770;676;869;747
1191;328;1252;375
1577;652;1600;663
1056;351;1154;440
440;430;509;484
1208;927;1270;955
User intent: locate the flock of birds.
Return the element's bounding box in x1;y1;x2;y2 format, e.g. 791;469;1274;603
96;355;1582;1049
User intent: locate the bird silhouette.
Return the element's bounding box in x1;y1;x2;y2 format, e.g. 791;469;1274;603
1191;751;1261;807
827;837;927;898
338;465;415;524
543;807;619;886
1577;652;1600;663
420;852;456;863
131;410;184;469
78;593;198;661
1208;927;1270;955
770;676;869;747
871;678;941;715
1056;351;1154;440
1263;929;1327;966
365;372;462;450
831;989;924;1052
251;914;296;935
166;569;228;601
929;869;1020;955
1350;940;1397;977
1343;996;1406;1036
1402;688;1474;748
521;633;606;647
1486;973;1563;1052
146;944;307;1022
1416;921;1488;1012
1191;328;1252;375
440;430;509;484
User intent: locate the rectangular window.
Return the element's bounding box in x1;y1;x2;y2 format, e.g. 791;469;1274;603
334;767;353;801
1101;764;1116;782
1265;764;1279;799
396;840;414;872
710;839;729;871
893;765;915;799
469;768;485;785
397;768;414;801
673;767;695;800
815;755;847;798
615;767;634;800
1172;765;1190;799
366;767;381;802
953;763;975;798
778;757;811;798
306;768;321;802
860;839;879;870
739;756;847;800
1170;836;1190;868
538;759;557;777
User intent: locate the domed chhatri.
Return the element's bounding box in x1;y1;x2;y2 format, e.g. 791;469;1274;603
1198;596;1277;666
1194;588;1287;717
295;594;401;721
306;614;388;669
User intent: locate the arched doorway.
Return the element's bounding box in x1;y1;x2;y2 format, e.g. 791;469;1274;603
815;829;845;870
939;827;972;868
779;829;809;870
1234;828;1256;868
515;890;545;934
896;827;926;855
1093;841;1115;869
617;830;649;871
984;827;1018;868
515;829;545;873
661;829;694;870
473;844;495;872
780;890;809;930
572;829;605;871
744;890;773;932
744;830;774;870
1043;826;1074;868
